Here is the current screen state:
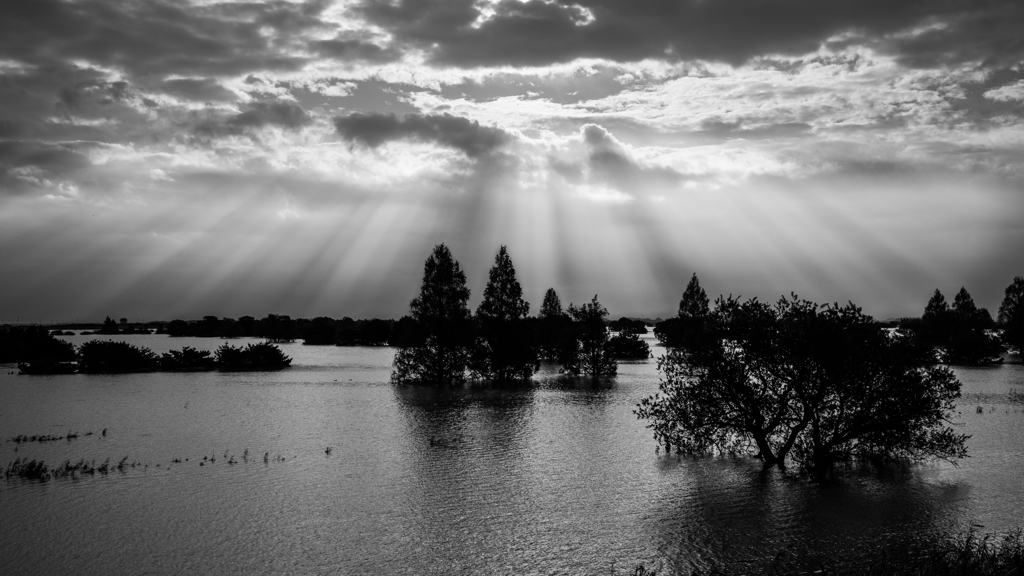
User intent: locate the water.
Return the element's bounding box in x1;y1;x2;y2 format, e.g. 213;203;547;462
2;333;1023;575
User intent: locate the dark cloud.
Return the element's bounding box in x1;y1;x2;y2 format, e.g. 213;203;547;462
0;0;326;77
289;78;423;115
356;0;1024;68
579;124;687;192
229;101;311;130
0;140;94;194
312;37;401;63
333;112;512;157
158;78;237;103
194;101;312;138
833;3;1024;69
697;119;813;140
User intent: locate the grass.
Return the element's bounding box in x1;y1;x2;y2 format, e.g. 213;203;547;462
628;528;1024;576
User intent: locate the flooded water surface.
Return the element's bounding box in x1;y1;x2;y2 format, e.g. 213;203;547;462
2;334;1023;575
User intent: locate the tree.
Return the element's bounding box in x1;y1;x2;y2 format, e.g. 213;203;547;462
79;340;160;373
99;316;120;335
391;244;473;385
679;273;710;318
607;330;650;359
999;276;1024;353
920;289;952;346
470;246;538;381
944;287;1002;364
656;273;710;348
536;287;572;361
539;287;563;319
560;295;617;378
636;294;967;480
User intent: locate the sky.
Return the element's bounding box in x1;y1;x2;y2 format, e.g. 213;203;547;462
1;0;1022;323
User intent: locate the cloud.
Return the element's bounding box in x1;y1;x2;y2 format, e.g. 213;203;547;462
0;0;325;77
229;101;312;130
333;112;512;157
0;140;93;194
194;100;312;137
311;37;401;63
984;81;1024;103
579;124;687;192
355;0;1024;68
158;78;238;103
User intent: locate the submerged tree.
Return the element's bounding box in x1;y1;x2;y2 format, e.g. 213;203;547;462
391;244;473;385
921;289;952;346
607;330;650;359
945;287;1003;364
470;246;538;381
560;295;617;378
78;340;160;373
921;287;1002;364
636;294;967;480
999;276;1024;353
656;273;710;348
536;287;572;361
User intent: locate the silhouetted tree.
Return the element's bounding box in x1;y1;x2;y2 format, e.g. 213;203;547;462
999;276;1024;353
166;319;190;337
79;340;160;373
360;319;392;345
539;288;562;319
610;317;647;335
260;314;296;342
160;347;216;371
560;295;617;378
946;287;1003;364
98;316;120;335
656;273;710;348
535;287;572;361
470;246;538;381
302;317;338;345
636;295;967;481
607;330;650;359
0;325;77;363
391;244;473;385
921;289;952;346
215;341;292;371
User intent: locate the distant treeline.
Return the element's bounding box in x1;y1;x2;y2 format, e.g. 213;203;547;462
157;313;650;347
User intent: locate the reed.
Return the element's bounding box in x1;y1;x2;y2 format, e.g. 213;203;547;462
626;528;1024;576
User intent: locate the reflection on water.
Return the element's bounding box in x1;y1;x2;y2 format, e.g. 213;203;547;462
1;334;1022;575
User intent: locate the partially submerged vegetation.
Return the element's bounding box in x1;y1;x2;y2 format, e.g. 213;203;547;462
629;528;1024;576
15;339;291;374
391;244;629;385
637;274;967;481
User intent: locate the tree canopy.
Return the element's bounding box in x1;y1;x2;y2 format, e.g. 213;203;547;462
920;287;1002;364
539;288;563;319
391;244;473;385
535;287;572;362
999;276;1024;353
470;246;538;381
637;287;967;480
560;295;618;379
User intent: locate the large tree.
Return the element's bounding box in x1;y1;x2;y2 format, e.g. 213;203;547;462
539;288;563;319
470;246;538;381
391;244;473;385
536;287;572;361
655;273;710;348
999;276;1024;353
946;287;1003;364
636;294;967;480
559;295;617;378
920;289;952;346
